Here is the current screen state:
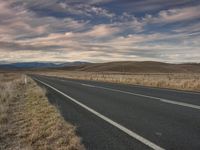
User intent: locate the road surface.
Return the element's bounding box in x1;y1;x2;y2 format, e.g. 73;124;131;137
31;75;200;150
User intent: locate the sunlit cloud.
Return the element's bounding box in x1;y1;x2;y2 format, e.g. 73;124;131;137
0;0;200;63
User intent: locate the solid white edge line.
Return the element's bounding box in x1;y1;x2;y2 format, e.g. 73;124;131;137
81;83;200;110
34;77;165;150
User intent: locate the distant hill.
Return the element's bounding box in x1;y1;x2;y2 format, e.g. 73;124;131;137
1;61;200;73
61;61;200;73
0;61;90;69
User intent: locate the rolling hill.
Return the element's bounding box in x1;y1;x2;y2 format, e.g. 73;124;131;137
61;61;200;73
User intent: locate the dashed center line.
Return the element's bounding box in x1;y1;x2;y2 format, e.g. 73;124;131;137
81;83;200;110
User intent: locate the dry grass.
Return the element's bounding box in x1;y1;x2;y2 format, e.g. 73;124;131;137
35;71;200;92
0;73;84;150
0;73;21;125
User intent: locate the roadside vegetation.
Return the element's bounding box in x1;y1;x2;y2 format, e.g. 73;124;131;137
36;71;200;92
0;73;84;150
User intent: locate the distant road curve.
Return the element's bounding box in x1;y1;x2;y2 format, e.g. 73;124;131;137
32;75;200;150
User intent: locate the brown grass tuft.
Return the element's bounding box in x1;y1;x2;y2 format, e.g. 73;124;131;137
0;73;84;150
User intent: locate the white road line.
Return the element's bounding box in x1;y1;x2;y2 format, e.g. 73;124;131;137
34;78;165;150
132;85;200;95
38;76;200;110
81;83;200;110
81;84;96;88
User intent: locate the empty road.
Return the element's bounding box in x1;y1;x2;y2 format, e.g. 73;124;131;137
32;75;200;150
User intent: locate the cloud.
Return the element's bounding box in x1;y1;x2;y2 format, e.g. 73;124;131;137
84;24;120;37
143;5;200;24
0;41;64;51
58;2;114;17
0;0;200;63
173;22;200;33
12;0;115;18
113;0;197;12
113;13;145;32
0;0;89;42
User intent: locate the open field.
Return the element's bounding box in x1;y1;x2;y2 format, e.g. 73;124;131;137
33;70;200;92
0;73;84;150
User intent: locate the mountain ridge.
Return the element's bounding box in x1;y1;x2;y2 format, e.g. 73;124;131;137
0;61;90;69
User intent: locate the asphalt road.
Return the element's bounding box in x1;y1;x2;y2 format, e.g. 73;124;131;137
31;75;200;150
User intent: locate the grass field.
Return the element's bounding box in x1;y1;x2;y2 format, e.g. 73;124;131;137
35;71;200;92
0;73;84;150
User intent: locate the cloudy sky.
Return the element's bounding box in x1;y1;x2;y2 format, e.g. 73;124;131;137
0;0;200;63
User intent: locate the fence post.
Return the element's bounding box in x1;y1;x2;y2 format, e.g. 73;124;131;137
24;75;27;85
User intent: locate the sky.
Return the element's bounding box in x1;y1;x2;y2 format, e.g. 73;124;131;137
0;0;200;63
